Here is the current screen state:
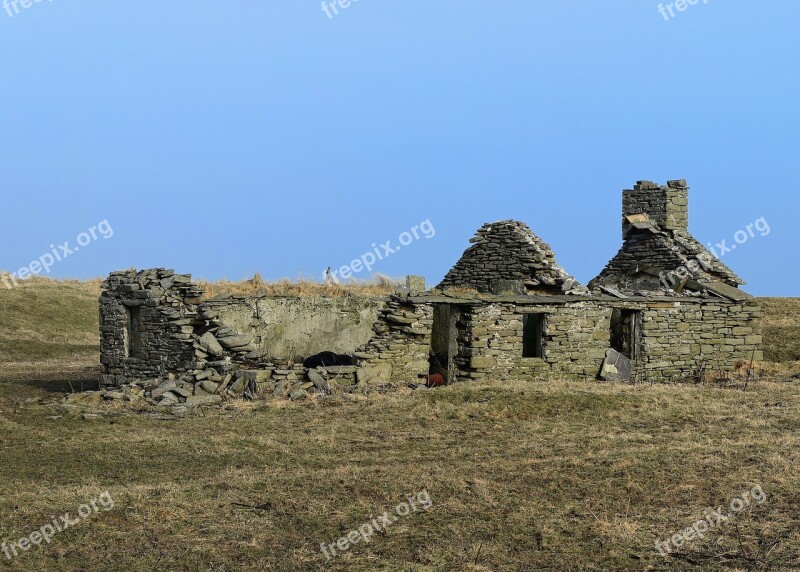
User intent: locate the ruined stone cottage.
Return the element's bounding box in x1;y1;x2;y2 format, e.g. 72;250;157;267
99;180;762;402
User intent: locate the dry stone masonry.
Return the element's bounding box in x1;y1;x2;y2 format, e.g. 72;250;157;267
100;269;203;387
438;220;587;295
99;179;762;409
594;179;744;293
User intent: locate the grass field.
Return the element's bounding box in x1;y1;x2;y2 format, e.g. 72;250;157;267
1;281;799;571
761;298;800;363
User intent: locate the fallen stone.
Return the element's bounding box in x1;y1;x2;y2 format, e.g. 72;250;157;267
320;365;358;375
218;334;253;349
194;384;211;396
356;363;392;384
197;332;225;357
206;359;233;371
600;348;632;382
199;380;220;394
215;326;236;337
158;393;180;406
308;369;330;393
170;405;190;417
230;343;257;354
186;395;223;407
289;388;308;401
65;392;102;405
229;378;246;396
237;370;273;384
217;373;234;394
245;350;268;360
195;370;213;381
171;387;193;399
273;380;289;398
152;380;177;399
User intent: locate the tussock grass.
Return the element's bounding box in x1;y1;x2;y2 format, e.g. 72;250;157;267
0;378;799;570
198;273;399;299
0;278;102;363
0;282;799;569
761;298;800;362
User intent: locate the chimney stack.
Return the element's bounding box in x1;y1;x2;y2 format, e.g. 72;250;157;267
622;179;688;239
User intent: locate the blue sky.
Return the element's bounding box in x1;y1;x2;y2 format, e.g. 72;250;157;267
1;1;797;295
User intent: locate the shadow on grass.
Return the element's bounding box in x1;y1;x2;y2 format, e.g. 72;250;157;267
0;361;101;396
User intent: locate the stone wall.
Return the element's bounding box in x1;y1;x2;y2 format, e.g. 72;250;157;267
100;269;396;400
99;269;204;387
623;179;688;236
637;300;763;379
354;294;434;384
100;269;764;402
199;296;384;359
413;296;763;384
455;300;611;382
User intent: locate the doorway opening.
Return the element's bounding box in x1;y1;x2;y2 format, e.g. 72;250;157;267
610;309;641;360
430;304;461;383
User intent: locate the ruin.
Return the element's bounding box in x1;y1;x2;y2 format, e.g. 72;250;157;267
99;180;762;405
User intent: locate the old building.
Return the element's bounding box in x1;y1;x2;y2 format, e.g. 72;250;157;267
99;180;762;403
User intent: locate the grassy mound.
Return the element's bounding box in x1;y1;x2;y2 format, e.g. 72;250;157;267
761;298;800;362
0;279;101;364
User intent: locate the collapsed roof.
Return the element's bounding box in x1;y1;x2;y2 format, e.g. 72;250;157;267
437;220;586;295
437;180;750;302
591;180;748;300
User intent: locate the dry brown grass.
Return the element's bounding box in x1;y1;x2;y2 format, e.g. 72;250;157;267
197;273;400;299
1;282;800;569
761;298;800;362
1;376;800;571
0;273;103;293
0;279;102;363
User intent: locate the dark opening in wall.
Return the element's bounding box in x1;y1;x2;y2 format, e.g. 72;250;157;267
522;314;544;358
126;306;144;359
610;309;641;359
430;304;461;381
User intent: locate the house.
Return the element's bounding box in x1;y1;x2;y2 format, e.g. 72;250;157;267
99;180;762;399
